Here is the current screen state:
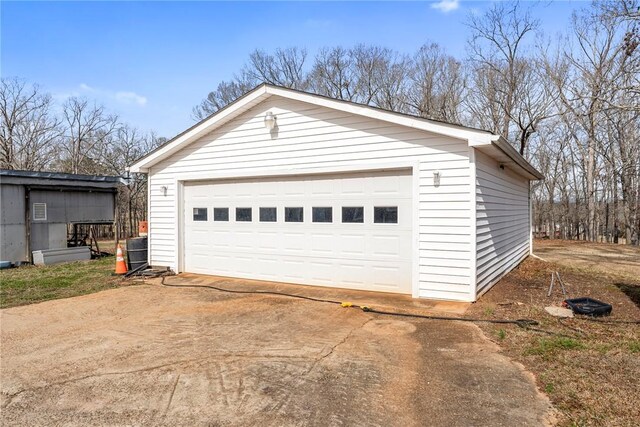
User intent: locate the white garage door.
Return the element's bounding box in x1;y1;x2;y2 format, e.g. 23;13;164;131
182;170;413;294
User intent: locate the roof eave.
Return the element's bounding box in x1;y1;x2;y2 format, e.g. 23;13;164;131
129;83;541;180
129;84;271;173
494;136;544;180
469;136;543;180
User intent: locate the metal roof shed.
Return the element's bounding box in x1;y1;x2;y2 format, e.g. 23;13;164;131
0;170;123;264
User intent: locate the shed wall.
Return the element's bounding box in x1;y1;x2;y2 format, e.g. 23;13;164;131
0;185;27;262
0;186;116;262
30;190;115;223
475;149;531;295
29;190;115;254
148;96;475;301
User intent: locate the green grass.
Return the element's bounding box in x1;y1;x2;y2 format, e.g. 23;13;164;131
0;257;123;309
483;306;495;316
525;337;585;357
497;329;506;340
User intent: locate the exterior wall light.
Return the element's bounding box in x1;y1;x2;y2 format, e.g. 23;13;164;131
264;111;276;130
161;185;168;196
433;171;441;187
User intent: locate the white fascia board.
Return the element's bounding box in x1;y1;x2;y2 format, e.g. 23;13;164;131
266;86;494;144
129;86;270;173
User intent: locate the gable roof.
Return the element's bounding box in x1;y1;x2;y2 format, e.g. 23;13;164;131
129;83;543;180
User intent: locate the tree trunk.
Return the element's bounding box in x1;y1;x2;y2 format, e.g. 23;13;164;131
586;137;596;241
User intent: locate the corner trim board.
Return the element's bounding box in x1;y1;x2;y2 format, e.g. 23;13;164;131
469;146;478;302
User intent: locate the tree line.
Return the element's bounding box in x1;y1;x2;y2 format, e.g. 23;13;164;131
194;0;640;245
0;77;165;239
2;1;638;245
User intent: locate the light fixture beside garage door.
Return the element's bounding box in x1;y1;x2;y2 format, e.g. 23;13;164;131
433;171;441;188
264;111;277;130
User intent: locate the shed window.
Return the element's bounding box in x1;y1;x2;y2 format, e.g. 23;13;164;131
213;208;229;221
33;203;47;221
193;208;208;221
260;207;277;222
374;206;398;224
236;207;252;222
342;207;364;223
285;207;303;222
312;207;333;223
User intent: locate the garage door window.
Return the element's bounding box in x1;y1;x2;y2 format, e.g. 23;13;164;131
236;207;252;222
285;207;303;222
260;207;277;222
193;208;208;221
312;207;332;223
214;208;229;221
374;206;398;223
342;207;364;223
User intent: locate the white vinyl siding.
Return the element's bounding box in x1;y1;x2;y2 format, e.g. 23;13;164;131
475;150;530;296
148;96;474;301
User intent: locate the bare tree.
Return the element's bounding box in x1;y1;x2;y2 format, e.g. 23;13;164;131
465;63;507;134
310;45;413;111
193;47;308;120
59;97;118;174
544;7;629;241
350;45;394;105
466;1;540;148
192;79;255;120
511;58;557;155
596;0;640;112
0;78;62;170
372;52;412;112
1;77;167;239
245;47;309;89
102;125;165;237
310;46;358;101
186;4;638;244
406;43;466;123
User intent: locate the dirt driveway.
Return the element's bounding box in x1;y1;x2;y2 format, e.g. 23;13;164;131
1;275;553;426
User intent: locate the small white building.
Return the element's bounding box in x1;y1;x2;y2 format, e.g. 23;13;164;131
130;84;542;302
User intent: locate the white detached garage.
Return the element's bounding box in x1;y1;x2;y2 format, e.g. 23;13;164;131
130;84;543;302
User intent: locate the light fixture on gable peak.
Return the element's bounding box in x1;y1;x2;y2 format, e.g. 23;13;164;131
264;111;277;130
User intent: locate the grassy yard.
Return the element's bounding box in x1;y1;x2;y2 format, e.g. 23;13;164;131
0;257;124;309
468;241;640;427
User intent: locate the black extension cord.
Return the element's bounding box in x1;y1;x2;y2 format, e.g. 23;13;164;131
158;275;543;329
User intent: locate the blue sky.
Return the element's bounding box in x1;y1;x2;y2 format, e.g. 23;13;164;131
2;1;586;138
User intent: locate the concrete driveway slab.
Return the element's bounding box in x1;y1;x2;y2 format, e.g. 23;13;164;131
1;277;553;426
